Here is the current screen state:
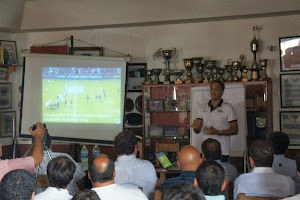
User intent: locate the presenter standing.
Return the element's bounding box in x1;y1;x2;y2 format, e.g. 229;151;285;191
192;80;238;162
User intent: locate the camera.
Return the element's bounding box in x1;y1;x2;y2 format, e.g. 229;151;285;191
31;123;46;131
31;123;51;147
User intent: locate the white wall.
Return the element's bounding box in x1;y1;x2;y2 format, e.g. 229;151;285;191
0;0;25;31
21;0;300;31
5;14;300;145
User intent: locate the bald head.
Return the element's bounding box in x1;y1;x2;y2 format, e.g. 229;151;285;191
89;154;114;183
177;145;202;171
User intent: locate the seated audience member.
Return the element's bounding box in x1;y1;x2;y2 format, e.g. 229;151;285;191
35;135;86;195
34;156;76;200
162;182;205;200
71;189;100;200
0;169;36;200
202;138;238;183
160;145;202;191
271;131;300;193
234;140;295;200
194;160;226;200
113;131;157;197
0;122;45;181
89;154;148;200
283;155;300;200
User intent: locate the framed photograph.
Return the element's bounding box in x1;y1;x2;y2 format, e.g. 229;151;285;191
280;111;300;145
0;40;18;65
70;47;103;56
149;100;164;112
126;63;146;92
280;73;300;108
280;36;300;72
0;83;12;109
149;125;163;138
0;111;16;137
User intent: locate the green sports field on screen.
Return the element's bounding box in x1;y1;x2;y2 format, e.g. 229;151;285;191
42;79;121;124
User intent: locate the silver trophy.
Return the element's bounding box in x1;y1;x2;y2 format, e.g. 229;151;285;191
161;48;176;84
192;57;204;83
174;69;185;84
225;65;233;82
259;59;268;80
218;68;226;82
153;69;162;84
211;67;220;81
232;61;241;81
145;70;153;84
183;58;194;83
205;60;217;81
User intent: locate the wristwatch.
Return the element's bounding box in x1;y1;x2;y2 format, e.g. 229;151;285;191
219;130;222;135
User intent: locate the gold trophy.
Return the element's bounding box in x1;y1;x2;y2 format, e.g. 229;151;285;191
203;72;209;83
161;48;176;84
241;66;249;82
174;69;185;84
145;70;153;84
259;59;268;80
183;58;194;83
192;57;204;83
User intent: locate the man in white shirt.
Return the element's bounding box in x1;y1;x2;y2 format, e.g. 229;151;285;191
271;131;300;193
89;154;148;200
194;160;226;200
283;155;300;200
193;80;238;162
113;131;157;197
234;140;295;200
34;156;75;200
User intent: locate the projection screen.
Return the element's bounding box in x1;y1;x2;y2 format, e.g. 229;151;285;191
20;53;129;143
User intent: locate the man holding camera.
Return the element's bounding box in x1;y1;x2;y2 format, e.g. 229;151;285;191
0;122;46;181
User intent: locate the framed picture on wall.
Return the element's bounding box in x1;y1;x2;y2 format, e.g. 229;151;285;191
0;83;12;109
126;63;147;92
280;73;300;108
280;36;300;72
70;47;103;56
280;111;300;145
0;40;18;65
0;111;16;138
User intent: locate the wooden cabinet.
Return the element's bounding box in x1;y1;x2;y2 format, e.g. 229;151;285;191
142;80;272;162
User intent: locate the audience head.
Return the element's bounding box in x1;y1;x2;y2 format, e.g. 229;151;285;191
89;154;114;184
113;130;138;155
195;160;225;196
0;169;36;200
71;189;101;200
177;145;202;171
249;140;274;167
201;138;222;161
271;131;290;155
162;182;206;200
47;156;76;189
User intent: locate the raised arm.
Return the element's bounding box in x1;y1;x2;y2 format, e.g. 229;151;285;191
28;123;46;167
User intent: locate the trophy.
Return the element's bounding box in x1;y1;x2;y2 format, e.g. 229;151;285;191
205;60;217;81
161;48;176;84
174;69;185;84
211;67;220;81
241;66;249;82
153;69;162;84
183;58;194;83
145;70;153;84
259;59;268;80
218;67;226;82
203;72;209;83
225;65;233;82
250;25;259;81
192;57;204;83
232;61;241;81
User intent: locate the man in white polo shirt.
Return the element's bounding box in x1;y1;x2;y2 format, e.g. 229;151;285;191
192;80;238;162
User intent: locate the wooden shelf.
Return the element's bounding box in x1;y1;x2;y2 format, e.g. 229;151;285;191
0;65;17;80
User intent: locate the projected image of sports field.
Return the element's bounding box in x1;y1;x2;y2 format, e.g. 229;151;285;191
42;79;121;124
